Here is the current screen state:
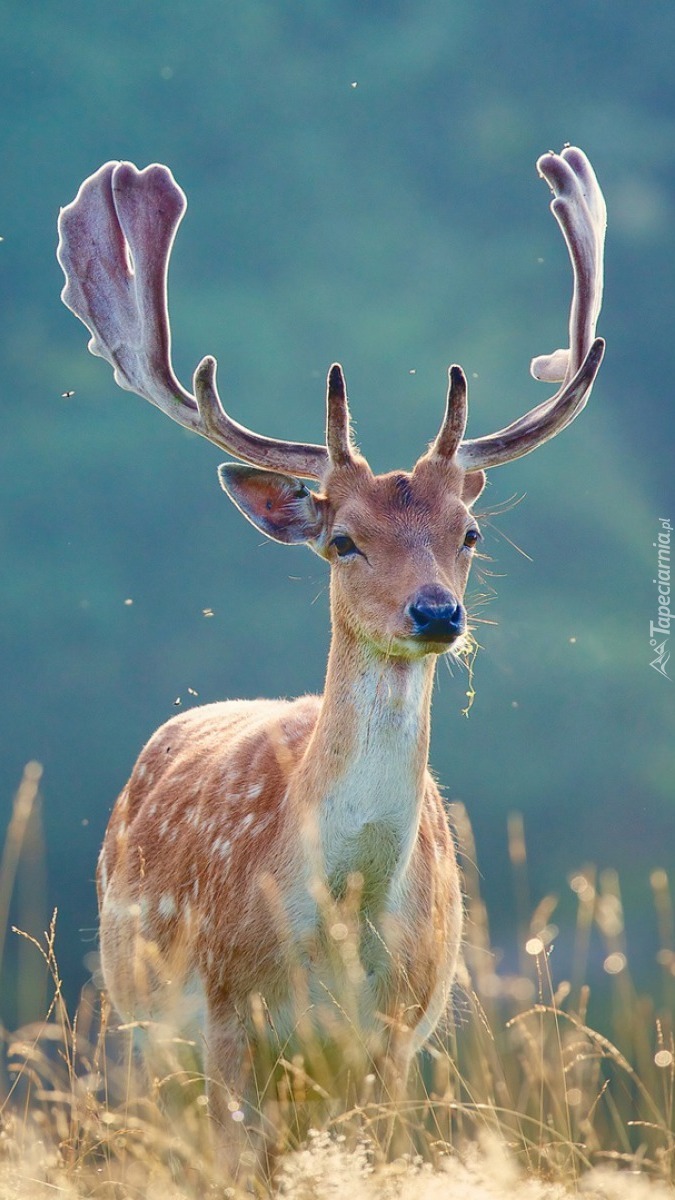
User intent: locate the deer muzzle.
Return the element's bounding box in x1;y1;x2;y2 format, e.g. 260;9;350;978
406;586;465;645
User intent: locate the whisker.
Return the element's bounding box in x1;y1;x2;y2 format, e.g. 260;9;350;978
482;518;533;562
476;490;526;519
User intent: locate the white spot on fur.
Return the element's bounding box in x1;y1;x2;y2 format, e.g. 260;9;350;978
101;894;149;926
129;897;150;923
240;813;254;830
158;894;177;919
247;783;262;801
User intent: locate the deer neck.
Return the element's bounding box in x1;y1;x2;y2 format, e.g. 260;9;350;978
296;615;436;902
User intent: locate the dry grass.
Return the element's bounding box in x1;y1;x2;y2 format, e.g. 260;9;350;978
0;764;673;1198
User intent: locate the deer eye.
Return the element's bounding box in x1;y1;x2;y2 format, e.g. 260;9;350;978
463;528;481;549
331;534;359;558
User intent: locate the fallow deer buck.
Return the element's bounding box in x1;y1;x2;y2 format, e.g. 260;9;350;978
58;147;605;1151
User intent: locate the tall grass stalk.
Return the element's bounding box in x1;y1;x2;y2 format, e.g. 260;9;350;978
0;763;43;984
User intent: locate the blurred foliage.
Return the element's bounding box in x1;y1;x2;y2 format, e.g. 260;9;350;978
1;0;674;1017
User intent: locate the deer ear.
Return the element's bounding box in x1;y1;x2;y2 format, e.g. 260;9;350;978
218;463;326;545
462;469;486;507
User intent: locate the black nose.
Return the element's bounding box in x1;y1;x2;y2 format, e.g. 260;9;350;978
407;585;465;644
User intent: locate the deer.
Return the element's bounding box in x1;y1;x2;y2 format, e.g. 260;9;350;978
57;146;606;1165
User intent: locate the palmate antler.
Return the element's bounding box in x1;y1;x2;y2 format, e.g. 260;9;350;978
57;161;330;479
57;147;606;479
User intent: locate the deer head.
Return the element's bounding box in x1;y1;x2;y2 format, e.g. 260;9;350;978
57;148;605;658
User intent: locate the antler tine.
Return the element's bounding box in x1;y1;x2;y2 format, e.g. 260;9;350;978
58;161;329;481
455;146;606;471
456;338;604;470
531;146;606;384
193;356;328;477
325;363;354;466
429;365;468;461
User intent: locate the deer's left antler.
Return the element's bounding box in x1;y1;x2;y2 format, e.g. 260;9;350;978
450;146;606;471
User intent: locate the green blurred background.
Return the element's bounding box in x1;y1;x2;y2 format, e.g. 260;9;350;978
1;0;673;1025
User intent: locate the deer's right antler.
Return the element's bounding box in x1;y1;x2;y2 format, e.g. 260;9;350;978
57;161;332;480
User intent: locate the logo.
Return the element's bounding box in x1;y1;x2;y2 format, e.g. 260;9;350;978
649;518;672;679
